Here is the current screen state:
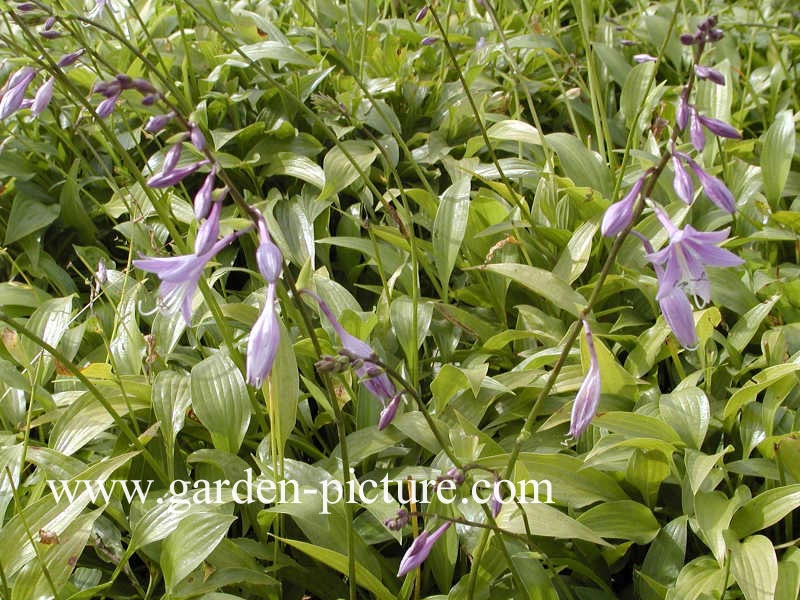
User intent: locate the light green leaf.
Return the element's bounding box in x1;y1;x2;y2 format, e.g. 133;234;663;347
483;263;586;316
502;502;609;546
545;133;612;197
486;119;542;146
4;194;59;245
669;557;724;600
190;353;251;454
152;371;191;470
162;512;236;593
226;40;316;67
432;174;471;289
761;110;795;204
319;141;379;201
267;318;300;459
730;535;778;600
577;500;659;544
553;220;597;284
592;412;681;444
660;387;710;449
730;484;800;538
728;295;781;353
266;153;325;189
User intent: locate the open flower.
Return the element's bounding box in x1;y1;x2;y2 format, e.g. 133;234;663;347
246;283;280;387
0;66;36;119
569;319;601;438
133;231;242;324
645;207;743;345
397;522;452;577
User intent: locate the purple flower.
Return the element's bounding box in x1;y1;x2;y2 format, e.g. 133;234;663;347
255;218;283;283
133;231;242;324
131;78;156;95
569;319;601;438
647;207;743;334
39;29;62;39
601;172;647;237
490;479;502;517
194;199;221;255
397;522;452;577
378;394;402;430
95;92;120;118
697;114;741;140
31;77;54;115
689;108;705;151
190;123;206;151
672;154;694;204
147;161;207;188
246;283;280;387
57;49;85;68
304;290;399;426
633;231;697;348
676;92;689;130
685;158;736;213
633;54;657;63
679;33;697;45
0;66;36;119
415;6;428;21
144;111;175;133
162;144;182;174
421;36;438;46
193;168;216;219
694;65;725;86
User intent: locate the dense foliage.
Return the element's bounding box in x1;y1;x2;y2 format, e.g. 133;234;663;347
0;1;798;598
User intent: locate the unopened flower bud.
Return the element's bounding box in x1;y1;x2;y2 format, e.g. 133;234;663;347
57;49;85;68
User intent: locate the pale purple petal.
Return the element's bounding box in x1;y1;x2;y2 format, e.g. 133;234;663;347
144;112;174;133
246;284;280;387
676;93;689;130
190;123;206;151
672;155;694;204
633;54;657;63
397;522;452;577
378;394;402;429
689;109;705;151
193;168;215;218
686;160;736;213
659;286;697;348
146;161;206;188
601;173;646;237
162;143;182;174
194;200;221;254
0;67;36;119
31;77;54;115
57;49;85;68
698;115;741;139
490;480;502;517
694;65;725;86
569;320;601;438
95;92;120;118
256;238;283;283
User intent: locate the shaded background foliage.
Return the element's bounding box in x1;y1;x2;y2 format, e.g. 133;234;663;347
0;0;798;599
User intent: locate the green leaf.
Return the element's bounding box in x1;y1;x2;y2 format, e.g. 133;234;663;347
620;62;657;128
641;516;687;586
730;484;800;538
482;263;586;316
724;362;800;421
190;353;251;454
511;552;559;600
761;110;795;204
486;119;542;146
162;512;236;593
553;220;597;284
277;537;397;600
432;173;471;289
4;193;59;245
319;141;380;201
728;295;781;353
390;296;432;367
266;153;325;189
577;500;659;544
267;318;300;459
659;387;709;449
226;40;316;67
730;535;778;600
671;557;724;600
545;133;612;197
59;159;96;244
152;371;192;470
592;412;681;444
503;502;610;546
776;547;800;600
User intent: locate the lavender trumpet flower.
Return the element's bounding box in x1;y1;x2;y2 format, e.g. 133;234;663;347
194;167;216;219
421;36;438;46
676;92;689;131
144;111;175;134
601;172;648;237
397;522;452;577
415;6;428;21
569;319;601;438
57;49;85;68
378;394;403;430
696;114;741;140
31;77;54;115
246;283;280;387
672;154;694;205
255;217;283;284
133;230;243;324
194;200;221;255
0;66;36;119
645;207;743;345
189;122;206;151
683;156;736;213
694;65;725;86
689;108;705;151
146;160;207;188
95;92;120;118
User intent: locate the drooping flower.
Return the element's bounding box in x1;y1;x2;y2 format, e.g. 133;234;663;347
144;111;175;134
255;221;283;284
696;114;741;140
689;108;705;151
397;522;452;577
0;66;36;119
193;167;216;219
694;65;725;86
133;231;242;324
672;154;694;205
246;283;280;387
646;207;743;344
683;156;736;213
633;54;657;63
421;36;438;46
146;160;208;188
95;91;120;118
194;199;221;255
378;394;402;430
601;172;648;237
676;91;689;130
31;77;54;115
57;49;85;68
189;122;206;151
569;319;601;438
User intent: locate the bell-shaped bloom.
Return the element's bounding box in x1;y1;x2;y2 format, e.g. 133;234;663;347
193;168;216;219
684;157;736;213
147;160;208;188
632;231;697;348
415;6;428;21
378;394;402;430
601;172;647;237
672;154;694;204
694;65;725;86
144;111;175;133
0;66;36;119
421;36;438;46
676;92;689;130
163;144;182;173
95;92;120;118
648;206;743;312
246;283;280;387
194;200;221;255
397;522;452;577
696;114;741;140
255;216;283;284
57;49;85;68
569;319;601;438
189;123;206;151
689;108;705;151
31;77;54;115
133;231;242;324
